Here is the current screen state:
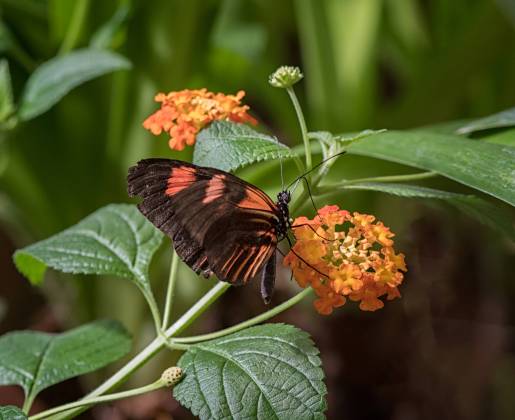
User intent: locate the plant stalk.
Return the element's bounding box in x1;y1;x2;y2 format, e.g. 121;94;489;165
287;87;312;171
30;379;165;420
161;250;180;329
173;287;313;344
52;282;230;419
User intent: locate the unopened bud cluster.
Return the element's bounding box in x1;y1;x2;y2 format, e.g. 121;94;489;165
269;66;304;88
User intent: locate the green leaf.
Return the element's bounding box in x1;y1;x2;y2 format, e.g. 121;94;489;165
347;131;515;206
0;60;14;122
0;320;131;403
90;4;130;49
482;128;515;147
342;182;515;241
0;406;27;420
173;324;326;420
18;48;131;121
13;204;163;295
193;121;296;172
456;107;515;135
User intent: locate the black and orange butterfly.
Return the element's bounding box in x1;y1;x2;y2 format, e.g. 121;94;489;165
127;159;293;303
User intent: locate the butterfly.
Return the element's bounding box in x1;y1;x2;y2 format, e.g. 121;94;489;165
127;159;293;304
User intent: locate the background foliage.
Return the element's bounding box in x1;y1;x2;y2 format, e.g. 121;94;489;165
1;0;515;419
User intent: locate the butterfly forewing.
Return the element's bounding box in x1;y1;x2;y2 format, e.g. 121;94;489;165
127;158;280;286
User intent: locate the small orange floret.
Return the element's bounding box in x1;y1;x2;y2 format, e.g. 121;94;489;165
284;205;407;315
143;89;257;151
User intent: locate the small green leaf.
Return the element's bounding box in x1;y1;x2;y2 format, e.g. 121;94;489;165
0;406;27;420
0;60;14;122
347;131;515;206
456;107;515;135
343;182;515;241
193;121;296;172
0;320;131;403
18;48;131;121
173;324;326;420
13;204;163;295
90;4;130;49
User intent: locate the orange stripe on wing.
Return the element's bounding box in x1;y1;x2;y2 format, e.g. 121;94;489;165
232;247;257;280
237;188;276;211
221;248;245;276
246;242;273;280
202;174;226;204
165;166;197;196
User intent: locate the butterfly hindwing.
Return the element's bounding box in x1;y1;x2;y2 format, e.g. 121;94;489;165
127;158;280;286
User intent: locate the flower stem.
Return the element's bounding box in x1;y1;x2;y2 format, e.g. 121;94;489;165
287;87;312;171
173;287;313;344
51;282;230;419
22;396;34;415
141;287;162;337
29;379;165;420
161;250;180;329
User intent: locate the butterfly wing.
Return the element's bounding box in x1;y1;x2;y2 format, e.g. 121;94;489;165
127;158;279;285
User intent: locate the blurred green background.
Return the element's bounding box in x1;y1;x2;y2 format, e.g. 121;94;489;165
1;0;515;419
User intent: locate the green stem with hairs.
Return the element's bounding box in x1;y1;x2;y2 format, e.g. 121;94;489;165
140;287;162;337
30;379;166;420
51;282;230;419
173;287;313;344
161;250;180;329
287;87;312;171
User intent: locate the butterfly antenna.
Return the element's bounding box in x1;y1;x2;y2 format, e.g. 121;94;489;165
291;222;340;242
286;151;346;190
284;234;329;279
279;156;285;191
274;247;295;282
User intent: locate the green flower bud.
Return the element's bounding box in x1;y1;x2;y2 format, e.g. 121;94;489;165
269;66;304;88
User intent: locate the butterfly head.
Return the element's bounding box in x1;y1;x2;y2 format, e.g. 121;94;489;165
277;190;291;205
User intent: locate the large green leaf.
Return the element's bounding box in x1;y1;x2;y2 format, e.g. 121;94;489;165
347;131;515;206
13;204;163;294
341;182;515;241
0;406;27;420
0;320;131;404
456;107;515;135
18;48;131;121
173;324;326;420
193;121;296;172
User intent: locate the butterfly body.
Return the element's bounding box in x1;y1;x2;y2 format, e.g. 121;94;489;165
127;158;291;303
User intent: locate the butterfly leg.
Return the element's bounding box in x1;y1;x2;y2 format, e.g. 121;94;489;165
260;252;276;305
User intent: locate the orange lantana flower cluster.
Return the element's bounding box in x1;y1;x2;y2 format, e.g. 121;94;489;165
143;89;257;151
284;205;407;315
